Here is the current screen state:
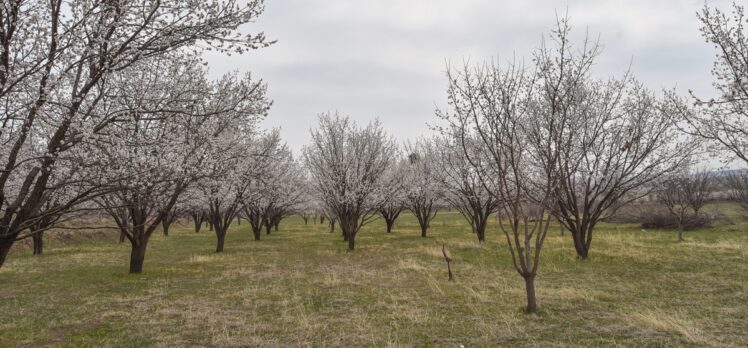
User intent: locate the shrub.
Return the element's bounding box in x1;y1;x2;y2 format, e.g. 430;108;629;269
640;212;711;230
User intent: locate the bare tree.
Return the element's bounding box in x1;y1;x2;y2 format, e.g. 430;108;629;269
525;18;694;259
657;175;692;242
303;113;396;250
437;53;556;314
437;16;695;310
685;170;713;215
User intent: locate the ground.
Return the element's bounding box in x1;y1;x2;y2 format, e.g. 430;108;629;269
1;205;747;347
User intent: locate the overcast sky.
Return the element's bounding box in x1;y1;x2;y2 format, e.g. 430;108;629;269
203;0;731;153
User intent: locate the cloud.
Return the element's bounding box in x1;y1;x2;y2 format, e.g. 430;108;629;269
203;0;732;153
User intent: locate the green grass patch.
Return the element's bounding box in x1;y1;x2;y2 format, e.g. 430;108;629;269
1;207;747;346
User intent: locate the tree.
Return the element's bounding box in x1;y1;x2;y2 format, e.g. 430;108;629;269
265;156;307;233
299;208;313;225
0;0;272;269
84;55;212;272
180;188;207;233
684;170;712;215
191;211;206;233
239;132;291;241
437;53;557;314
378;160;407;233
160;205;182;237
524;18;693;259
437;16;695;310
303;113;396;250
179;185;213;235
195;80;272;253
723;170;748;213
652;168;712;241
433;135;498;243
657;175;692;242
676;2;748;165
95;58;269;271
27;204;62;256
324;209;339;234
17;163;89;255
404;140;443;238
242;188;272;241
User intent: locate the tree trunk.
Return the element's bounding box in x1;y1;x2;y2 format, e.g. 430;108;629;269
236;216;241;225
577;246;589;259
32;231;44;255
216;230;226;253
524;274;538;313
330;219;336;234
252;227;261;241
420;224;428;238
0;236;16;269
385;218;394;233
571;228;591;259
320;216;325;224
162;220;171;237
194;217;202;233
208;221;214;231
678;222;684;242
347;231;355;250
303;217;308;225
476;224;486;244
119;229;126;243
274;221;279;231
265;221;272;235
129;241;148;274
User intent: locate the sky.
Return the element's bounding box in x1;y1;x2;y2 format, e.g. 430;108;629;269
203;0;732;154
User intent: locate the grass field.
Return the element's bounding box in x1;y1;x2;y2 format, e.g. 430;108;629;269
1;206;747;347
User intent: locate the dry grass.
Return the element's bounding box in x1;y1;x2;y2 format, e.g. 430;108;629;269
0;204;747;347
626;308;709;345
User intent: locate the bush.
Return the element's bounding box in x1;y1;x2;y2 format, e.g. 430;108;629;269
640;212;711;230
603;203;658;224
